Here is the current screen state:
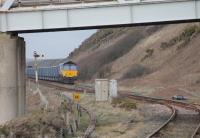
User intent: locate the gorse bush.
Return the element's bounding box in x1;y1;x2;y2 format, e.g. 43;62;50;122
160;25;200;50
97;65;112;78
181;25;200;38
111;98;137;110
141;48;154;62
122;64;151;79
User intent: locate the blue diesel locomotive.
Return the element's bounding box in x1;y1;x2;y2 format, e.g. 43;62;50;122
26;61;78;84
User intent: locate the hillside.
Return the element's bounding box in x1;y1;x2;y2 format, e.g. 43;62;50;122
70;26;163;79
69;23;200;97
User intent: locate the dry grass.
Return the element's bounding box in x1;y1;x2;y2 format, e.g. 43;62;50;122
111;98;137;110
0;111;66;137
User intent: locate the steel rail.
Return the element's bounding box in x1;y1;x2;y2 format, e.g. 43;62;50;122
28;78;94;93
191;110;200;138
146;105;176;138
123;94;177;138
125;94;200;138
29;79;200;137
125;94;199;112
191;123;200;138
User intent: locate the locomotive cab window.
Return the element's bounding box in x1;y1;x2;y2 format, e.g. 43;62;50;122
63;65;77;70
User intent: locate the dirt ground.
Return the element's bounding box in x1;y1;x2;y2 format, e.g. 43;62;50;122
119;83;200;105
1;80;199;137
26;81;173;138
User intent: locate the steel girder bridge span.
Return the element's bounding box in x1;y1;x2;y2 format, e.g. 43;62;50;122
0;0;199;32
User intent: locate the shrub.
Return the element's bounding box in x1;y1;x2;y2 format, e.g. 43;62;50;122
141;48;154;62
0;126;9;136
122;64;151;79
97;65;112;78
196;79;200;84
160;25;200;50
78;63;100;80
112;98;137;110
160;38;178;49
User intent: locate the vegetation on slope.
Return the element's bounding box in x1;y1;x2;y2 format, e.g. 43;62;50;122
75;26;163;80
160;25;200;50
69;28;127;58
122;64;151;79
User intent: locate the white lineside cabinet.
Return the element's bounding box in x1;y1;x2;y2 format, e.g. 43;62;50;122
109;80;118;98
95;79;109;101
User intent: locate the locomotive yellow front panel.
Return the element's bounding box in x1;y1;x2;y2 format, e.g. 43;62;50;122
62;70;78;77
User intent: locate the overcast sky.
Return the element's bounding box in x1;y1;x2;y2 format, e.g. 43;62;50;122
20;30;96;59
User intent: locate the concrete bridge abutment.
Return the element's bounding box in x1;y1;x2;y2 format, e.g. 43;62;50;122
0;33;26;124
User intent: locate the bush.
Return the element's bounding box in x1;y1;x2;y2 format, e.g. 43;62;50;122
141;48;154;62
122;64;151;79
112;98;137;110
160;38;178;49
97;65;111;78
78;63;100;80
160;25;200;50
0;126;9;136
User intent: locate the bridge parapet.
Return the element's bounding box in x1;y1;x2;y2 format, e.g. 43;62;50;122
1;0;117;10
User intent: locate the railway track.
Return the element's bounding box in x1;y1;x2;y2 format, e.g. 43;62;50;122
28;79;96;138
30;79;94;93
60;93;96;138
192;123;200;138
125;94;200;138
147;107;199;138
29;79;200;138
146;105;177;138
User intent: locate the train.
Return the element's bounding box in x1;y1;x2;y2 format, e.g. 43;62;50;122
26;61;78;84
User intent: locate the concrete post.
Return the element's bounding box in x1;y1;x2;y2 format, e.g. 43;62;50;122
0;33;26;124
17;36;26;116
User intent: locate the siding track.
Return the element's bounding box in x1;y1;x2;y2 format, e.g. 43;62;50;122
30;79;200;138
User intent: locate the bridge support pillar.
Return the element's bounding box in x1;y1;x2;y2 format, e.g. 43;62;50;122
0;33;26;124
